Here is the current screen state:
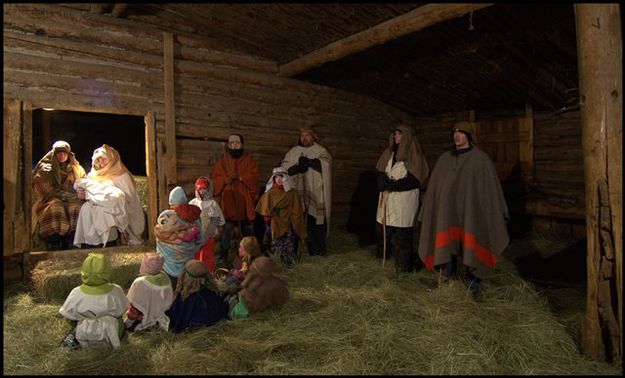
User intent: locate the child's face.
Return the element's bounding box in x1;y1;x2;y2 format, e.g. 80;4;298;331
274;174;284;186
238;243;249;257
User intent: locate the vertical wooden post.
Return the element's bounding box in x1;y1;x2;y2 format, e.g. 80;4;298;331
145;111;157;244
164;32;177;187
519;103;534;185
22;101;33;252
575;3;622;363
3;99;21;256
42;109;51;154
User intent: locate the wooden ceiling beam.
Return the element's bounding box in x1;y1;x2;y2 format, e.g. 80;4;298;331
110;3;128;18
89;3;109;14
278;3;494;77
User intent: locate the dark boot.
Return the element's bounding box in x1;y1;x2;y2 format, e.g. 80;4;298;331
59;327;80;350
444;255;458;279
464;271;482;298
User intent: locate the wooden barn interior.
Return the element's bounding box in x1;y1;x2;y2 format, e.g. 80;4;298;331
3;3;621;364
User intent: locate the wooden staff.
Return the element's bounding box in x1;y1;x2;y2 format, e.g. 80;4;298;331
381;190;389;267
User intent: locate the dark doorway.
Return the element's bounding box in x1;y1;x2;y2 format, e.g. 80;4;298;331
32;109;145;175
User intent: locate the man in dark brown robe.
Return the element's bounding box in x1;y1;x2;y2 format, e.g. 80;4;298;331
418;126;509;296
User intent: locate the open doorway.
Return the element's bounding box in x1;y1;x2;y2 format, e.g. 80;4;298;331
31;109;147;250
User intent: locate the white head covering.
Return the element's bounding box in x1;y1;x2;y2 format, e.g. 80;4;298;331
265;166;293;192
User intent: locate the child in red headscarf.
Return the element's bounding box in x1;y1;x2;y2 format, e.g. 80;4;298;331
189;176;225;273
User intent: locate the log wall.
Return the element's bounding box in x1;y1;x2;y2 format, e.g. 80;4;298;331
3;3;411;259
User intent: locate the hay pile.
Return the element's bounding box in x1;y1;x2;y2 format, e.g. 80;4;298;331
133;175;148;212
30;245;153;302
4;230;621;375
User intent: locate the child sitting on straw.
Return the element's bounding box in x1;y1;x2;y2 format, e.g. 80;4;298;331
228;255;289;320
59;252;129;349
214;236;262;298
165;259;229;333
124;253;174;332
189;176;225;273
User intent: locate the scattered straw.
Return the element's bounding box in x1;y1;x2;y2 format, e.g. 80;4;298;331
4;230;621;375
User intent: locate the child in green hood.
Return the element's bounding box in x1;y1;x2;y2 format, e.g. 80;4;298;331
59;252;129;349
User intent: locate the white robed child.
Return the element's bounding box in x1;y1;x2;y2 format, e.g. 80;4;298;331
59;252;128;349
189;176;225;273
124;253;174;332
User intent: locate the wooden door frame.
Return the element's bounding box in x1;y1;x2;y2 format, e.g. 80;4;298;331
8;101;158;254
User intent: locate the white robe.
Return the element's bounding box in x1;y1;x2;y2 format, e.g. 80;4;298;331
376;158;420;228
59;284;129;349
126;276;174;331
189;197;225;240
281;143;332;230
73;172;145;247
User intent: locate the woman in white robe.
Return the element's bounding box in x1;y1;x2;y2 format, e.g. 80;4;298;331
73;144;145;247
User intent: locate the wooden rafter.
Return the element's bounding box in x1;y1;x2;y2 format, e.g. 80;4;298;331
278;3;494;77
89;3;109;14
110;3;128;18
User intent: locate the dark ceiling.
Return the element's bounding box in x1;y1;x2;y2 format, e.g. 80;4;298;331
60;3;580;117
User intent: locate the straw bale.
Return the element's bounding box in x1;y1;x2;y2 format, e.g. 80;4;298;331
3;230;621;375
30;246;151;302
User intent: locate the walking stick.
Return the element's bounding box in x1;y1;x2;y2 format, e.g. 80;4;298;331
298;153;308;262
381;190;389;267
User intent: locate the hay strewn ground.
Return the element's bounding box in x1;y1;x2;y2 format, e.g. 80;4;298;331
3;230;621;375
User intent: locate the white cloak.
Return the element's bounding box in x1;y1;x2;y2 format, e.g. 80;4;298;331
189;197;225;240
376;158;420;228
73;172;145;247
281;143;332;231
126;276;174;331
59;284;129;349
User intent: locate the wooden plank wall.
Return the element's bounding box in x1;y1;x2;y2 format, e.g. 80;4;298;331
3;3;411;254
531;110;585;219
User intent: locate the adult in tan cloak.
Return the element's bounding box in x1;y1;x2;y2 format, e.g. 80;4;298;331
281;127;332;256
73;144;145;247
32;140;86;250
256;167;307;269
417;126;509;296
375;124;429;272
211;134;259;267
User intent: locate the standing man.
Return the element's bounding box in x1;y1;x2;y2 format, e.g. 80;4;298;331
282;127;332;256
211;134;259;267
375;124;429;272
418;126;509;297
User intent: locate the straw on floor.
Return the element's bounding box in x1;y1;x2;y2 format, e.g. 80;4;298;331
3;230;621;375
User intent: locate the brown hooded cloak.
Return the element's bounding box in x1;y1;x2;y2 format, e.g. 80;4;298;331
239;256;289;313
375;124;429;188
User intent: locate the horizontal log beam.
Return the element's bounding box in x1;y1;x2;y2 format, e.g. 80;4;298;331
110;3;128;18
278;3;493;77
90;3;109;14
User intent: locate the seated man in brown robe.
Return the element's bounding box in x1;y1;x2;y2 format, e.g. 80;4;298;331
32;140;86;250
